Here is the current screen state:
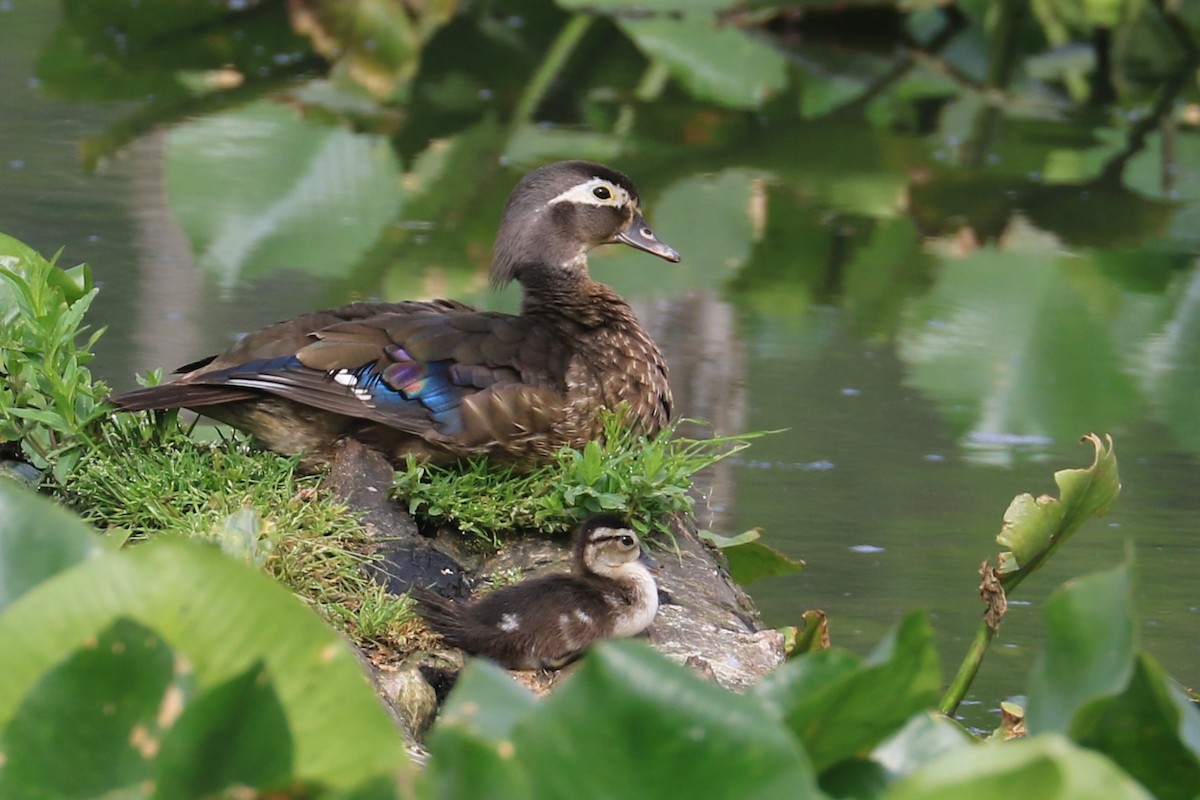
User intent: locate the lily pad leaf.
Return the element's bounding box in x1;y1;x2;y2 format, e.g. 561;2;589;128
1069;652;1200;800
753;611;941;772
617;16;789;110
995;433;1120;577
166;100;405;288
0;617;184;799
1027;564;1135;734
882;734;1153;800
699;527;805;584
0;535;409;791
514;640;820;799
0;481;104;615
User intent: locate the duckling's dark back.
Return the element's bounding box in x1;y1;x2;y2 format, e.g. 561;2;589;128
415;574;628;670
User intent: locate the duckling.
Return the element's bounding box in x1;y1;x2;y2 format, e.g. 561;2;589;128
110;161;680;468
412;514;659;670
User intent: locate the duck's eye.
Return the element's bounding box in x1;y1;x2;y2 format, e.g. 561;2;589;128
593;185;612;201
619;535;635;548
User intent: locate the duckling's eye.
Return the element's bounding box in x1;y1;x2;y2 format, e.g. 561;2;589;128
593;185;612;201
619;535;635;548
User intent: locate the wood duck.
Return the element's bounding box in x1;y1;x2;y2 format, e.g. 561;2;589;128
412;514;659;670
110;161;680;467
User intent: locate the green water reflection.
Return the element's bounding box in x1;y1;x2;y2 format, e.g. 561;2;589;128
3;0;1198;729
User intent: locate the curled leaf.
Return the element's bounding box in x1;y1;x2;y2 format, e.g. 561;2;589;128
995;433;1120;581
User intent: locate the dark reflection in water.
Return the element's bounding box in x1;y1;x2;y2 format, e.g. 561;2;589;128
4;0;1200;733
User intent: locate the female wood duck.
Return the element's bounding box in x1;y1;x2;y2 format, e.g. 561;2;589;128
111;161;680;467
412;514;659;669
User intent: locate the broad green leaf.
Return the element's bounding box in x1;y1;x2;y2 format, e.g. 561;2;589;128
753;612;941;771
698;528;763;549
698;526;804;583
1027;564;1135;734
724;539;806;585
883;734;1151;799
0;617;184;798
617;16;788;110
422;662;538;799
994;434;1120;577
0;537;409;791
1068;652;1200;800
166;101;405;288
155;661;294;798
0;482;104;614
872;712;975;775
516;640;821;799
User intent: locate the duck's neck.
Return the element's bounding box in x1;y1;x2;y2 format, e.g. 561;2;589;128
519;264;632;327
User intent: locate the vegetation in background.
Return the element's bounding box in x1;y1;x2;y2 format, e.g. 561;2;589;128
0;234;109;484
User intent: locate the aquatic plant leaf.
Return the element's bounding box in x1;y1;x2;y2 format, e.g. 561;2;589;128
753;612;941;771
995;434;1120;576
780;610;830;658
166;100;405;288
0;482;103;615
872;712;975;775
882;734;1153;800
1027;564;1135;734
617;16;788;110
156;661;295;798
699;527;805;584
0;617;183;798
0;529;409;791
1068;652;1200;800
513;640;821;799
422;662;538;799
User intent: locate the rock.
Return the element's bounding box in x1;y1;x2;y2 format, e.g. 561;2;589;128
324;439;470;599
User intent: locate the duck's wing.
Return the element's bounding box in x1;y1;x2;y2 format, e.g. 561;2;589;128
110;300;572;443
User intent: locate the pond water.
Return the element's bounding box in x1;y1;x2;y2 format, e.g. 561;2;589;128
3;2;1198;729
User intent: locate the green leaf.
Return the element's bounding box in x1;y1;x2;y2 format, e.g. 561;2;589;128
422;662;539;799
0;482;104;615
881;734;1153;800
0;617;183;799
166;101;405;288
426;642;824;799
0;536;409;791
1068;652;1200;800
617;16;788;110
155;661;294;798
1027;564;1135;734
753;612;941;771
995;434;1121;578
872;712;975;775
513;640;822;799
724;539;805;585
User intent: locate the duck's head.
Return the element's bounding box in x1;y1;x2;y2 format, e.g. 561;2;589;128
491;161;680;289
573;514;652;579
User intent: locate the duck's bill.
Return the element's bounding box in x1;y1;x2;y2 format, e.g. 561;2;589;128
618;212;681;262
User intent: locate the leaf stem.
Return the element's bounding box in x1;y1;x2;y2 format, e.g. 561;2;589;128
512;13;594;127
938;619;994;716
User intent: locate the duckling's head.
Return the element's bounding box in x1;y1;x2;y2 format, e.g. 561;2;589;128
574;513;648;579
491;161;680;290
